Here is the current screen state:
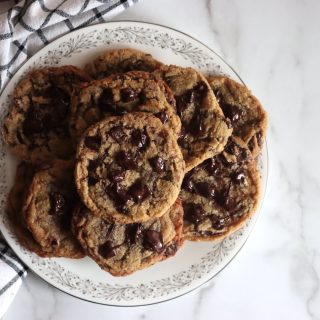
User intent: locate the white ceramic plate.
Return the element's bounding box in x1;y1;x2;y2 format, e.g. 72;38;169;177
0;21;268;306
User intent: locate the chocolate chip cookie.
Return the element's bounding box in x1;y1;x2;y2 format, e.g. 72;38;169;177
72;199;184;276
85;48;164;79
7;162;56;257
75;112;185;224
69;71;180;143
180;136;260;241
207;76;267;157
23;160;85;258
2;66;91;164
154;66;232;171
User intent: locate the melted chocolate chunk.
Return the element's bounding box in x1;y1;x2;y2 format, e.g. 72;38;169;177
129;180;150;203
23;108;44;136
194;81;208;95
50;192;66;215
88;176;99;186
164;242;178;257
220;102;244;123
214;187;237;211
194;182;215;199
213;89;223;103
210;215;230;230
182;172;195;192
176;90;195;117
131;129;149;149
126;223;143;245
224;140;250;163
109;126;125;142
107;182;132;208
183;203;206;224
84;136;101;151
88;157;103;171
256;131;263;146
231;171;246;184
177;127;188;148
149;156;165;173
203;157;222;175
116;151;138;170
108;170;125;183
143;230;163;253
189;112;204;136
155;111;169;124
98;241;116;259
120;88;138;102
98;88;114;112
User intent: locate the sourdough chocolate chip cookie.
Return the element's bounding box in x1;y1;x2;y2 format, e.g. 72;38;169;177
207;76;267;157
69;71;180;143
180;136;260;241
75;112;185;224
72;199;184;276
23;161;84;258
7;162;56;257
2;66;91;164
154;65;232;171
85;48;164;79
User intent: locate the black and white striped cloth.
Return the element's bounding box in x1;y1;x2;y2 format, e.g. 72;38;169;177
0;235;27;318
0;0;139;317
0;0;139;93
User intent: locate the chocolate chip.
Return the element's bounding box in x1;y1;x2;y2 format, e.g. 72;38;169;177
164;243;178;257
116;151;138;170
98;241;116;259
220;102;244;123
203;157;221;175
108;170;125;183
256;131;263;146
210;215;229;230
98;88;114;111
149;156;165;173
189;112;204;136
177;127;188;148
155;111;169;124
231;171;246;184
129;180;150;203
213;89;223;103
84;136;101;151
131;129;149;149
88;157;103;171
126;223;143;245
143;230;163;253
23;109;44;136
50;192;66;215
108;182;132;205
194;182;215;199
88;176;99;186
214;188;237;211
120;88;138;102
109;126;125;142
194;81;208;95
183;203;206;224
182;172;195;192
176;90;195;117
225;140;250;163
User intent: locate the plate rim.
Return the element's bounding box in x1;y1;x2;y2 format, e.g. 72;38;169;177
0;20;268;307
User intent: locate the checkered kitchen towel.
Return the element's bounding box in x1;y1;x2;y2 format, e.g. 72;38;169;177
0;0;139;93
0;0;139;317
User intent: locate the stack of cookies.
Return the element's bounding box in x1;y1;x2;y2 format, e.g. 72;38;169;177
2;48;267;276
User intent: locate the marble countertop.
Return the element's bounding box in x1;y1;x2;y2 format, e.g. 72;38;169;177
3;0;320;319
